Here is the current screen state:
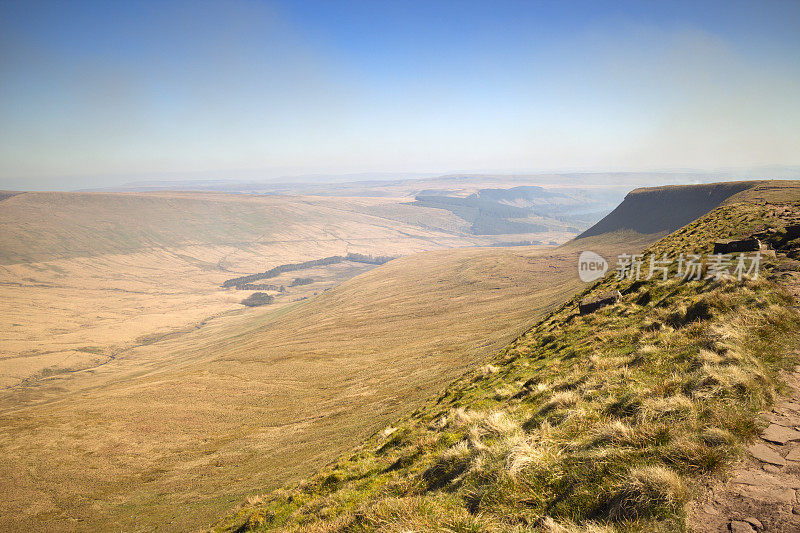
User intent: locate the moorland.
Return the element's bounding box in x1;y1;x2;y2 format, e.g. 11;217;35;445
2;177;793;531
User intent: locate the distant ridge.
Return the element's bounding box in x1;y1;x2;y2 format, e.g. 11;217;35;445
576;181;759;239
0;191;22;202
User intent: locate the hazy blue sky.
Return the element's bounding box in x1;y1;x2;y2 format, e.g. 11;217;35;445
1;0;799;189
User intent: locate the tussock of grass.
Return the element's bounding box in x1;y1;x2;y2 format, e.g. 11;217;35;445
216;200;800;532
606;466;688;521
478;411;520;438
539;390;581;415
505;434;557;477
541;517;617;533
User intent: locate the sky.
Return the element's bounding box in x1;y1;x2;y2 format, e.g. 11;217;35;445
0;0;799;190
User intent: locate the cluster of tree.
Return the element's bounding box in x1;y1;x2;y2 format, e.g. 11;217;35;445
290;277;314;286
488;240;543;247
240;292;274;307
236;283;283;291
222;253;395;289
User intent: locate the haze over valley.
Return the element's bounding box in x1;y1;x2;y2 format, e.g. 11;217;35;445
2;1;800;532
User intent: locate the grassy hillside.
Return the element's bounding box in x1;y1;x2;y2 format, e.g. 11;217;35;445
215;182;800;532
2;181;794;531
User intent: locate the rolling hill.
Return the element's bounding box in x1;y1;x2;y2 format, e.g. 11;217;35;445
0;190;502;390
0;191;478;265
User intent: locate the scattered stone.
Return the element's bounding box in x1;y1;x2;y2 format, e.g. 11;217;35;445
761;423;800;444
729;520;756;533
732;470;800;489
703;503;720;515
732;471;767;486
767;413;798;427
703;503;719;515
794;505;800;516
732;482;796;504
750;443;787;466
743;517;763;530
787;447;800;462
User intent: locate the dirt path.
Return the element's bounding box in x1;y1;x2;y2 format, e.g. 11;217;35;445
687;265;800;532
688;365;800;532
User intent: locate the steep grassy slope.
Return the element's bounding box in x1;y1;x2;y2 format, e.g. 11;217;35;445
216;182;800;532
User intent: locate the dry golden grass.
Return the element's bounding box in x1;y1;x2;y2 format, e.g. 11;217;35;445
0;191;578;389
